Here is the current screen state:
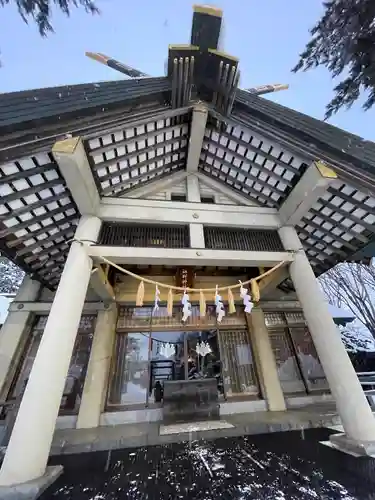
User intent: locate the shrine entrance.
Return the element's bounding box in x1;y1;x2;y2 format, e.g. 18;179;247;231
106;305;260;422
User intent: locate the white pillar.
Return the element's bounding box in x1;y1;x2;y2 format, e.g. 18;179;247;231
186;175;201;202
76;304;117;429
0;216;101;486
0;277;40;400
278;226;375;442
189;224;205;248
186;174;205;247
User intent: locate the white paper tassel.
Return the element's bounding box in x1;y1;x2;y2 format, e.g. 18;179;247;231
181;290;192;322
153;285;160;313
239;280;254;314
215;285;225;323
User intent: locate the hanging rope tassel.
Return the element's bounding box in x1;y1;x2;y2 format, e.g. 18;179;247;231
167;288;173;317
199;289;206;317
136;280;145;306
227;288;236;314
251;280;260;303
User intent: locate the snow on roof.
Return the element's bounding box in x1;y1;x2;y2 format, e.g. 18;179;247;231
328;304;355;320
328;304;355;325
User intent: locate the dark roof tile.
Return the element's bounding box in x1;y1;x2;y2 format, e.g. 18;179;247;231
235;89;375;173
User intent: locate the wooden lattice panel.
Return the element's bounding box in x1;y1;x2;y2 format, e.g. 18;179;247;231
85;116;190;197
297;179;375;273
0;152;79;287
199;123;307;208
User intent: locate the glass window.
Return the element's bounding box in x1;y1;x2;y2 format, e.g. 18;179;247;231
219;306;247;327
108;306;256;409
151;305;217;330
108;332;150;406
285;312;305;325
10;314;96;414
288;326;329;392
117;306;152;330
108;329;228;407
11;330;42;399
218;329;258;397
149;331;184;404
264;312;287;327
268;329;306;394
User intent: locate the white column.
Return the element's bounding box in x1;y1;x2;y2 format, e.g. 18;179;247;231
189;225;205;248
186;174;205;247
76;304;117;429
0;216;101;486
0;277;40;400
186;175;201;202
278;226;375;442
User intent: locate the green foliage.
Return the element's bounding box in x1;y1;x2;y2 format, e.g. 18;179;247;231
0;0;99;36
293;0;375;118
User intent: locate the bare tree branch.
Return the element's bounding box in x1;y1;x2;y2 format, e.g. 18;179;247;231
319;262;375;337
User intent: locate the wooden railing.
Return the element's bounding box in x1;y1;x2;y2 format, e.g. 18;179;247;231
99;222;190;248
204;227;284;252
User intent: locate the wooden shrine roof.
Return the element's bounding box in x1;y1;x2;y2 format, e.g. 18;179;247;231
1;3;375;290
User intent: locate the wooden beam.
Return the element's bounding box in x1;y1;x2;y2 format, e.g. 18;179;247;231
258;265;290;297
87;245;293;267
279;161;337;225
53;136;100;215
90;266;115;302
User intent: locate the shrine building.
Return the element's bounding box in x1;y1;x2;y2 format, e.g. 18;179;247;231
1;4;375;494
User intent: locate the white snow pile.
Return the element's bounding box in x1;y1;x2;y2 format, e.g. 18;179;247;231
338;322;375;352
0;257;24;294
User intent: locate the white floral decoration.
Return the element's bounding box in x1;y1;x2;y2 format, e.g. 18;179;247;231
196;341;212;358
160;342;175;359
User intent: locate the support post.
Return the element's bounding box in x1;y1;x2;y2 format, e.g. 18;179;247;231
186;173;205;247
258;265;290;298
186;104;208;172
247;309;286;411
125;171;187;199
278;226;375;445
0;216;102;486
186;175;201;202
0;277;40;400
279;161;337;226
76;304;117;429
189;224;205;248
89;266;115;302
53;137;100;215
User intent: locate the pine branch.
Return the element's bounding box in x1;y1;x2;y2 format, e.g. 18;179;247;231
293;0;375;116
0;0;99;64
